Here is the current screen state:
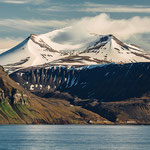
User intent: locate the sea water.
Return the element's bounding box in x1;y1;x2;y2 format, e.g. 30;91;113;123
0;125;149;150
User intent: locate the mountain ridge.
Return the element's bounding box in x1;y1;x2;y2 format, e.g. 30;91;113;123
0;28;150;73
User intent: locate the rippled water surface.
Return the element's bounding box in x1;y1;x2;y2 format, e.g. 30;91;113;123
0;125;150;150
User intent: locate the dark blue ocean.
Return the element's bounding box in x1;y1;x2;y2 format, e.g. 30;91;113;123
0;125;149;150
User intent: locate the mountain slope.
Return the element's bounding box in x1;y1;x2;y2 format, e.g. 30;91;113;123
1;27;150;125
10;62;150;102
0;27;150;73
0;35;60;73
10;63;150;124
0;65;110;124
79;35;150;64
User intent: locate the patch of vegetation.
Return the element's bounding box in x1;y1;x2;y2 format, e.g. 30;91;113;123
0;102;19;119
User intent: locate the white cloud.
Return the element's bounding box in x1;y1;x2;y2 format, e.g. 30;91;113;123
39;6;69;12
1;0;45;4
70;13;150;41
2;0;25;4
126;34;150;51
37;3;150;14
1;13;150;50
0;19;69;32
0;37;23;49
50;13;150;50
80;3;150;13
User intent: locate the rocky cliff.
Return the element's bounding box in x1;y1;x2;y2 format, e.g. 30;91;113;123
0;66;110;124
9;62;150;124
10;62;150;102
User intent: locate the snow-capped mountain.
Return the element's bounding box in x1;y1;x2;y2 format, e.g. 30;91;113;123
0;27;150;73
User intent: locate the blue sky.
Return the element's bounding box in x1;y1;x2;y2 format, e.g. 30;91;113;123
0;0;150;50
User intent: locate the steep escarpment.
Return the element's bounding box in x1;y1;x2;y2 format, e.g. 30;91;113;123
0;66;110;124
10;62;150;102
9;62;150;124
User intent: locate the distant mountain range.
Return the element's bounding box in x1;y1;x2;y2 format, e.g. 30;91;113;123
1;27;150;124
0;27;150;73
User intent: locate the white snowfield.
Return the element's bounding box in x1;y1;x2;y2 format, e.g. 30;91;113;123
0;26;150;72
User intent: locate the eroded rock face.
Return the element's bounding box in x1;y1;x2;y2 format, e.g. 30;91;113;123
13;90;29;104
9;62;150;124
10;62;150;102
0;86;29;105
0;65;111;125
0;66;30;105
0;89;5;100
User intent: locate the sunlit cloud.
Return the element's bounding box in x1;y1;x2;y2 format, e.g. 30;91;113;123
0;19;69;32
1;0;25;4
0;37;23;49
79;3;150;13
39;6;69;12
49;13;150;50
1;13;150;50
0;0;46;4
61;13;150;41
37;2;150;13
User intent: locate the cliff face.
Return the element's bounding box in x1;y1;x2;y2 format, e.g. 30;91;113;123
9;62;150;124
0;66;30;104
0;66;110;125
10;62;150;102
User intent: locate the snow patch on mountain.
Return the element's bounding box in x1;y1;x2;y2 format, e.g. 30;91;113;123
0;26;150;73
